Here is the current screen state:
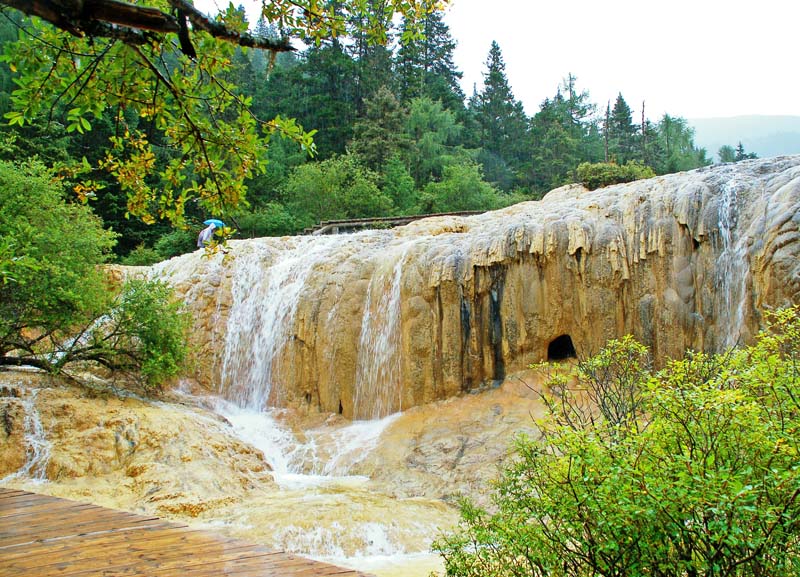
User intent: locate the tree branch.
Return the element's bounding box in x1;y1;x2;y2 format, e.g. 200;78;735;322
2;0;295;53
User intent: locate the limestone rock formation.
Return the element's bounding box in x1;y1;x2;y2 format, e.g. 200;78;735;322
0;372;276;517
151;156;800;419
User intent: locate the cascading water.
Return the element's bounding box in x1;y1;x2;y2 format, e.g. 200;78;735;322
715;175;751;349
219;235;355;410
353;245;410;420
1;388;51;483
206;232;446;573
213;398;400;483
207;398;449;574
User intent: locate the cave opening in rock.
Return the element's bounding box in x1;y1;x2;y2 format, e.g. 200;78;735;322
548;334;577;361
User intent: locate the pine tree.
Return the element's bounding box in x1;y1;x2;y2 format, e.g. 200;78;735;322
469;41;529;190
395;4;464;111
349;86;408;172
608;93;639;163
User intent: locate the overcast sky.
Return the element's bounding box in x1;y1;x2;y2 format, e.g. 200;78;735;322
198;0;798;120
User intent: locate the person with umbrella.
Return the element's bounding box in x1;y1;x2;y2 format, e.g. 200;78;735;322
197;219;224;248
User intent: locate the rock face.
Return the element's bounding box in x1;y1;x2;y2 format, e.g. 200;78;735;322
152;156;800;419
0;372;275;517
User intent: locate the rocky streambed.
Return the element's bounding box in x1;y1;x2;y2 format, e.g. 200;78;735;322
0;369;549;576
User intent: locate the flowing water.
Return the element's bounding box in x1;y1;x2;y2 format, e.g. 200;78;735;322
201;232;457;575
715;175;751;349
219;236;356;409
1;388;51;483
210;399;453;575
353;244;410;420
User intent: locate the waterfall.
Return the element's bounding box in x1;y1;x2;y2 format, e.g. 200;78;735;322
715;175;751;349
353;246;409;420
212;398;400;483
219;236;354;410
1;388;51;483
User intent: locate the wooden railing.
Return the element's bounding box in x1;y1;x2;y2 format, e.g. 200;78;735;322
304;210;484;235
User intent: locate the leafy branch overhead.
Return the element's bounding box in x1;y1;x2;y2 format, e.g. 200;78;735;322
0;0;447;225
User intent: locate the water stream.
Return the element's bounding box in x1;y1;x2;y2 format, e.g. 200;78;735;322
715;175;751;349
219;236;355;409
353;245;410;420
0;388;51;483
211;399;447;575
209;233;451;574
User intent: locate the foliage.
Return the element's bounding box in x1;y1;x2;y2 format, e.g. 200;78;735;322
576;160;656;190
403;96;465;188
607;92;639;163
0;160;188;391
380;155;417;213
468;41;528;190
528;77;601;192
418;162;503;213
434;307;800;577
719;144;737;163
0;160;116;356
1;0;447;226
395;2;464;110
648;114;711;174
283;153;393;227
153;228;197;259
90;279;190;391
350;85;409;171
234;202;300;237
735;142;759;161
120;244;163;266
0;3;714;249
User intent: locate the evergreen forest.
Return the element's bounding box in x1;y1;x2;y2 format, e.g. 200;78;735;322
0;6;715;263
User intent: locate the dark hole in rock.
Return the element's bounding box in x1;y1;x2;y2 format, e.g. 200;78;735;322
548;334;576;360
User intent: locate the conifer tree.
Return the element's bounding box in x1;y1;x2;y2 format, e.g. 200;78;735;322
395;4;464;111
608;92;639;163
350;86;408;171
469;41;529;190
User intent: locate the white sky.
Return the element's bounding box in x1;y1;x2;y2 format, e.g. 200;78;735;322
199;0;799;120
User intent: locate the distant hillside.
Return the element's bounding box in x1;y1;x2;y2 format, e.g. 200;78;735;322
689;115;800;160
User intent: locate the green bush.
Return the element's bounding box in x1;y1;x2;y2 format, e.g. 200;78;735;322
120;244;162;266
153;229;196;259
234;202;301;237
575;160;656;190
0;160;116;355
418;161;503;213
99;279;190;390
0;161;189;392
283;154;394;227
434;307;800;577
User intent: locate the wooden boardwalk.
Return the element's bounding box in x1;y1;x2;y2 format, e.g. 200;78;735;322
0;488;371;577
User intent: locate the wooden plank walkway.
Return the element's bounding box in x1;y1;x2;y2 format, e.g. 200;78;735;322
0;488;371;577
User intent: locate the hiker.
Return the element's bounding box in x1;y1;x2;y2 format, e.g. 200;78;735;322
197;223;216;248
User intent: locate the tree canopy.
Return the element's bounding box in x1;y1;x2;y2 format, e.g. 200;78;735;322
0;159;188;390
0;2;716;265
0;0;449;226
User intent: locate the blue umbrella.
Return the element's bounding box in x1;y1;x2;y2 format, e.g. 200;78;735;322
203;219;225;228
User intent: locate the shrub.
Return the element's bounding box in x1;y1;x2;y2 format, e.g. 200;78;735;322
0;161;189;392
418;162;503;213
98;279;190;390
0;160;116;356
575;160;656;190
153;229;196;259
434;307;800;577
234;202;301;238
120;244;162;266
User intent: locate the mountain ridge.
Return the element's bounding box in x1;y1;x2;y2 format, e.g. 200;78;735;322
689;115;800;160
